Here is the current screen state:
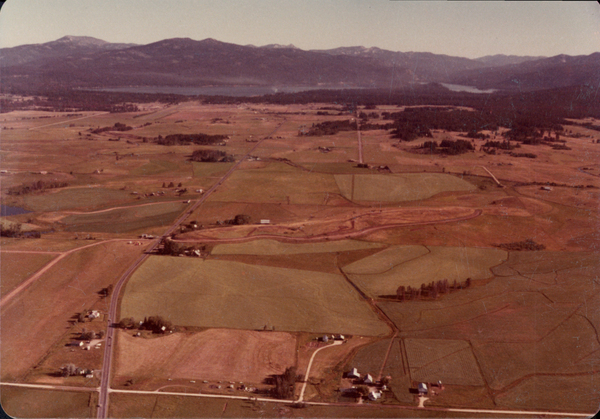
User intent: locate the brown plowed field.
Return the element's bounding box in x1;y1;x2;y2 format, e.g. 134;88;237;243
114;329;296;384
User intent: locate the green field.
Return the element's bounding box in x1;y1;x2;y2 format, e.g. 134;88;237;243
62;202;186;233
404;338;484;386
120;257;389;336
343;246;506;297
130;159;182;176
0;252;56;297
347;339;392;377
192;161;236;178
207;169;341;205
342;245;429;275
22;187;133;211
334;173;476;202
0;386;94;418
212;239;384;255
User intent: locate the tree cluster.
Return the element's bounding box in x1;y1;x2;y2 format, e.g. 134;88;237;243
139;316;172;333
498;239;546;251
1;89;187;113
7;180;69;196
417;139;475;155
159;237;208;257
509;152;537;159
190;149;234;163
396;278;471;301
300;119;357;136
225;214;252;225
157;133;228;146
91;122;133;134
273;367;297;399
482;140;516;150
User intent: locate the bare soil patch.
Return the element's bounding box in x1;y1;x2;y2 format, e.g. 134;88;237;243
114;329;296;385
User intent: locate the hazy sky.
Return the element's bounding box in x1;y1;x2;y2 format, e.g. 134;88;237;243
0;0;599;58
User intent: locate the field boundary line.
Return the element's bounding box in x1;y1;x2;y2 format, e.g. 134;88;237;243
62;200;187;215
377;332;398;381
28;112;109;131
344;245;432;277
0;382;97;392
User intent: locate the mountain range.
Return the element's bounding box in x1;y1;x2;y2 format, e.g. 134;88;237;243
1;35;598;93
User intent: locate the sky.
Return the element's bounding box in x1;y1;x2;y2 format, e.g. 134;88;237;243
0;0;599;58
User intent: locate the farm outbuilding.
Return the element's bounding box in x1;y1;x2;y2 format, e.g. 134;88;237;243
347;368;360;379
363;374;374;384
368;390;382;401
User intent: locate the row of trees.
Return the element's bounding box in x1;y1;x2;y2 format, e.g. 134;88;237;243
157;133;228;146
91;122;133;134
7;180;70;195
396;278;471;301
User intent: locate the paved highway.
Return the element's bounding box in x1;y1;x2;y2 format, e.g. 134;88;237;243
96;120;285;418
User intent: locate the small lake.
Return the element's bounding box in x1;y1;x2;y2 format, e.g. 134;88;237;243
1;205;30;216
92;85;348;97
440;83;497;94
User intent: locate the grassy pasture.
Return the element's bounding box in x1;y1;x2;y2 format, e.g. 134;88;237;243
192;161;236;178
0;252;56;297
334;173;476;202
22;187;133;212
206;169;341;205
347;339;392;377
129;160;182;176
212;239;383;255
404;338;484;386
494;375;600;412
0;386;93;418
344;246;506;297
61;201;186;233
120;257;389;336
342;245;429;275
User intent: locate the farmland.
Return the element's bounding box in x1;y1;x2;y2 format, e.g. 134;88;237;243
343;246;507;297
1;98;599;418
119;257;390;336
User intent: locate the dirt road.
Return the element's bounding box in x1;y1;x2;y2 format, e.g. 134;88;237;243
174;209;482;245
0;239;135;308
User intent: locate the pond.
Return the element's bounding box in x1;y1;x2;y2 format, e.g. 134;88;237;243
1;205;31;217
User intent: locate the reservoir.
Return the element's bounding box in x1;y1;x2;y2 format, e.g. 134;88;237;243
440;83;497;94
1;205;30;216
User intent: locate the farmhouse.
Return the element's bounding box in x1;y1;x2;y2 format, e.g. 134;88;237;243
418;382;428;395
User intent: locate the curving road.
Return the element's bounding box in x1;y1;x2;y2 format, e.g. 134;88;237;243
297;341;343;402
173;209;482;245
